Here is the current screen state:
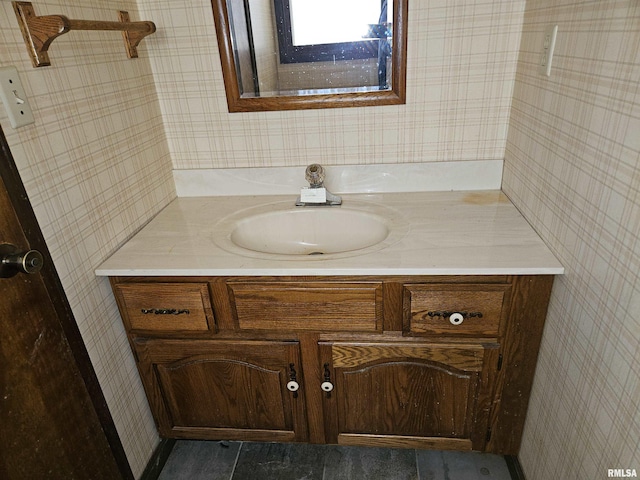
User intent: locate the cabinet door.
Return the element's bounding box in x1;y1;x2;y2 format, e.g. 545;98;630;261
320;341;498;451
135;339;307;442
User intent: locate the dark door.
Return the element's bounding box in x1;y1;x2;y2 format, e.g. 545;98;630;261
0;126;132;479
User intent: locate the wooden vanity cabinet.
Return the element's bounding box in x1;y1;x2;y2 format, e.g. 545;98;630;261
110;275;554;455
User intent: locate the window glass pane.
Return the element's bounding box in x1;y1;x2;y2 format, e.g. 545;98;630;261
289;0;389;46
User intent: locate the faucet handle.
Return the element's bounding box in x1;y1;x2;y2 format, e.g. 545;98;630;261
305;164;325;187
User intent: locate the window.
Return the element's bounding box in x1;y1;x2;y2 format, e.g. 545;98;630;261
274;0;390;64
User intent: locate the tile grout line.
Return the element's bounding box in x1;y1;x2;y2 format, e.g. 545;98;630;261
321;451;327;480
229;441;243;480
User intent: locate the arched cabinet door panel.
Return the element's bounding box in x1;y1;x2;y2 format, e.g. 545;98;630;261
135;339;308;443
319;341;499;451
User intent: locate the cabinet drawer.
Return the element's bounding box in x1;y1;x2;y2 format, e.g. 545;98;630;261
114;283;214;333
404;284;509;336
229;282;383;332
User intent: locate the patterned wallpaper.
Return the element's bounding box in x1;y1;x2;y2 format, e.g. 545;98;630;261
4;0;637;477
502;1;640;478
0;1;527;475
0;1;175;477
138;0;526;170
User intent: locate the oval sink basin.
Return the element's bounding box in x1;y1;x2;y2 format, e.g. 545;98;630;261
230;208;389;255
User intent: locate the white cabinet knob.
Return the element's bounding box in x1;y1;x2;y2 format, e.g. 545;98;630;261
287;380;299;392
321;381;334;392
449;312;465;325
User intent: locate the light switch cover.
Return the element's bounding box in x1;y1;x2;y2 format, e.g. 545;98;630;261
0;66;35;128
539;25;558;77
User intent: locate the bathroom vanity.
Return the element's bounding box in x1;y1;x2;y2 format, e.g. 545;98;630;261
97;191;563;455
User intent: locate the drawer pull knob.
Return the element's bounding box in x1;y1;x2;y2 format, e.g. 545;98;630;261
141;308;190;315
321;381;334;393
287;381;300;392
449;312;465;325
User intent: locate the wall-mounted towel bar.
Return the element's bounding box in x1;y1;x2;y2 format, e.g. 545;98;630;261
12;2;156;67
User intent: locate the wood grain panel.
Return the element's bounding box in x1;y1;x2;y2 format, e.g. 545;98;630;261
229;282;382;332
135;339;308;442
324;341;497;450
158;357;288;430
337;434;473;451
331;343;486;371
339;361;476;437
405;284;509;336
115;283;214;333
299;333;326;443
487;275;554;454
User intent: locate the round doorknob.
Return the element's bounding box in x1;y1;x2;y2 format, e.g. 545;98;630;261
449;312;465;325
287;380;299;392
321;381;334;392
1;244;44;278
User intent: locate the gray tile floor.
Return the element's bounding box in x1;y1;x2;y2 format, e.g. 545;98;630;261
158;441;514;480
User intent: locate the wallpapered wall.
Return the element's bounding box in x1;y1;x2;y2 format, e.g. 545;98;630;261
138;0;526;170
0;0;174;476
7;0;638;478
502;1;639;478
0;0;527;475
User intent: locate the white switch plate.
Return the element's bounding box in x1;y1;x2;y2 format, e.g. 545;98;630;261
539;25;558;77
0;66;35;128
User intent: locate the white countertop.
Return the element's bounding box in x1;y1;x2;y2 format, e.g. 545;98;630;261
95;191;564;277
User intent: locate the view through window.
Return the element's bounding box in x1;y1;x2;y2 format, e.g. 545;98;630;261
289;0;387;46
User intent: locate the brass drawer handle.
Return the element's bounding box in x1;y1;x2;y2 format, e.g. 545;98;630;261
140;308;190;315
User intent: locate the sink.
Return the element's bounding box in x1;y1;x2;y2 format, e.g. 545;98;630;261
211;199;408;259
231;208;389;255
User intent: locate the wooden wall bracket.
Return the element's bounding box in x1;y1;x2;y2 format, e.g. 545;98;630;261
12;2;156;67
